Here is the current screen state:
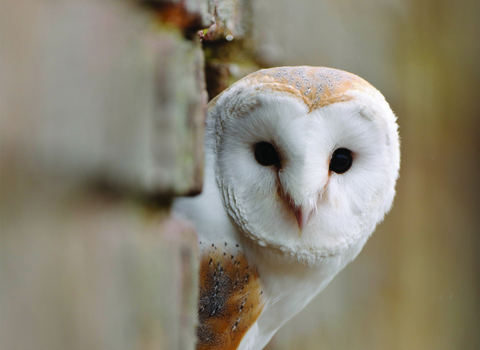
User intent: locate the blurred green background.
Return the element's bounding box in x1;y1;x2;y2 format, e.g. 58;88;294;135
253;0;479;349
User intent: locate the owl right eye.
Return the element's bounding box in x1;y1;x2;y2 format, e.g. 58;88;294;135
254;142;280;166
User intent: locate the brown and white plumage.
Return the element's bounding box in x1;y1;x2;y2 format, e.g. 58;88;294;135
174;66;400;349
197;244;264;350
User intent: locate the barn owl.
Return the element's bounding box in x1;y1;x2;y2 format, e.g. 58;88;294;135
173;66;400;350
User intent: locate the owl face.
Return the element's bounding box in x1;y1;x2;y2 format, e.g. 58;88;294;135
207;67;399;264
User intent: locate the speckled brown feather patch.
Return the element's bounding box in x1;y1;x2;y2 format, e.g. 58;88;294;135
197;245;265;350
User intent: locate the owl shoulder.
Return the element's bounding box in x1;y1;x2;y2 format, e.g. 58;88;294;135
197;243;265;350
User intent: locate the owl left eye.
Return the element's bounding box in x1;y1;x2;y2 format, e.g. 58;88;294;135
330;148;353;174
254;142;280;166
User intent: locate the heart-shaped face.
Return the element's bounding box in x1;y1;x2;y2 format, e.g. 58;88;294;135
207;67;400;265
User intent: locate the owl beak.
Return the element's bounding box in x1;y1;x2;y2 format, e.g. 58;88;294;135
293;206;311;235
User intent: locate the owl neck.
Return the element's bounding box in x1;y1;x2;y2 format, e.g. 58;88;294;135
237;224;368;270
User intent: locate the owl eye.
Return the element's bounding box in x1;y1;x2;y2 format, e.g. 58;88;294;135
330;148;353;174
254;142;280;166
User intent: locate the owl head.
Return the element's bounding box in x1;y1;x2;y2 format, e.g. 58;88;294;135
206;67;400;264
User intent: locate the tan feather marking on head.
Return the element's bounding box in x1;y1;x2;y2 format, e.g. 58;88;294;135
209;66;380;113
197;245;264;350
242;66;379;111
253;83;313;109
